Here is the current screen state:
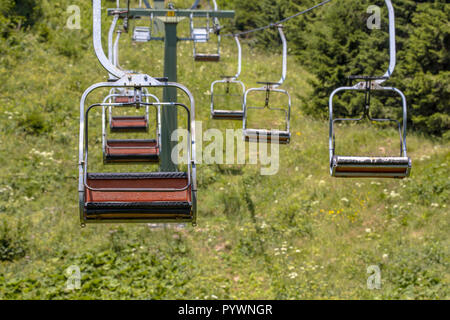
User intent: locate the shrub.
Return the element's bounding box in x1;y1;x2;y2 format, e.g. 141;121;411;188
0;219;28;262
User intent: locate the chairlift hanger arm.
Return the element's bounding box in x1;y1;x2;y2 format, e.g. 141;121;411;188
234;35;242;79
93;0;126;79
108;14;119;80
253;25;287;89
381;0;396;83
278;25;287;86
348;0;396;85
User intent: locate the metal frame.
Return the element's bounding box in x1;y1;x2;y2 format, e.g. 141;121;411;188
328;0;411;178
79;74;197;226
132;6;153;43
88;102;189;189
105;0;234;170
210;35;246;119
190;0;221;60
106;11;157;146
242;25;291;144
83;1;197;226
102;90;162;163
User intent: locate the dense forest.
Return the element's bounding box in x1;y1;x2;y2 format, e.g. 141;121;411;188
222;0;450;137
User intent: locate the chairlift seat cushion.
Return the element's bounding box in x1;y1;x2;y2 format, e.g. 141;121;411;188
84;172;192;221
110;116;148;132
195;54;220;62
211;110;244;120
332;156;411;178
105;140;160;163
244;129;291;144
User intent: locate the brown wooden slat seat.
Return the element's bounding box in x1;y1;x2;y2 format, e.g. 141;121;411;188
84;172;193;222
110;116;148;132
194;54;220;62
244;129;291;144
114;96;136;104
332;156;411;178
105;140;160;163
211;110;244;120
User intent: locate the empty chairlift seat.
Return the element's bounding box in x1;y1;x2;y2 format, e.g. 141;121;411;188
331;156;412;178
242;27;291;144
191;14;221;62
210;37;246;120
133;26;151;42
328;1;412;179
104;139;160;163
83;172;194;223
194;53;220;62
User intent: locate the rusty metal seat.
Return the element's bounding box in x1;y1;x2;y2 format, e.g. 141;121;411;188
211;110;244;120
194;54;220;62
104;139;160;163
243;129;291;144
114;96;136;104
331;156;411;178
110;116;148;132
83;172;193;223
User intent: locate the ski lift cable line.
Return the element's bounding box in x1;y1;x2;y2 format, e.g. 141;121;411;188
223;0;333;37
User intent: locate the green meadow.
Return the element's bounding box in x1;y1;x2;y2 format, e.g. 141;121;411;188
0;0;448;299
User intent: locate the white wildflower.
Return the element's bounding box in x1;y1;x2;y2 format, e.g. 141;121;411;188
389;191;400;198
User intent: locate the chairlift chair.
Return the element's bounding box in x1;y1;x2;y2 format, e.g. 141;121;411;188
210;36;246;120
243;25;291;144
80;1;197;226
190;8;221;62
118;0;151;43
80;75;197;225
329;0;411;178
132;11;153;42
102;88;162;164
108;88;151;133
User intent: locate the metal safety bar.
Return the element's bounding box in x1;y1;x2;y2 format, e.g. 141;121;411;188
328;86;408;166
242;24;291;141
243;87;292;134
102;91;162;154
86;102;191;192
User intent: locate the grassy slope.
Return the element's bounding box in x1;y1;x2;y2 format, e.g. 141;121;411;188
0;1;448;299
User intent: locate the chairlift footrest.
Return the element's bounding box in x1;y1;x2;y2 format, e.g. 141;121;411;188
244;130;291;144
194;54;220;62
105;140;160;164
331;156;412;178
211;110;244;120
